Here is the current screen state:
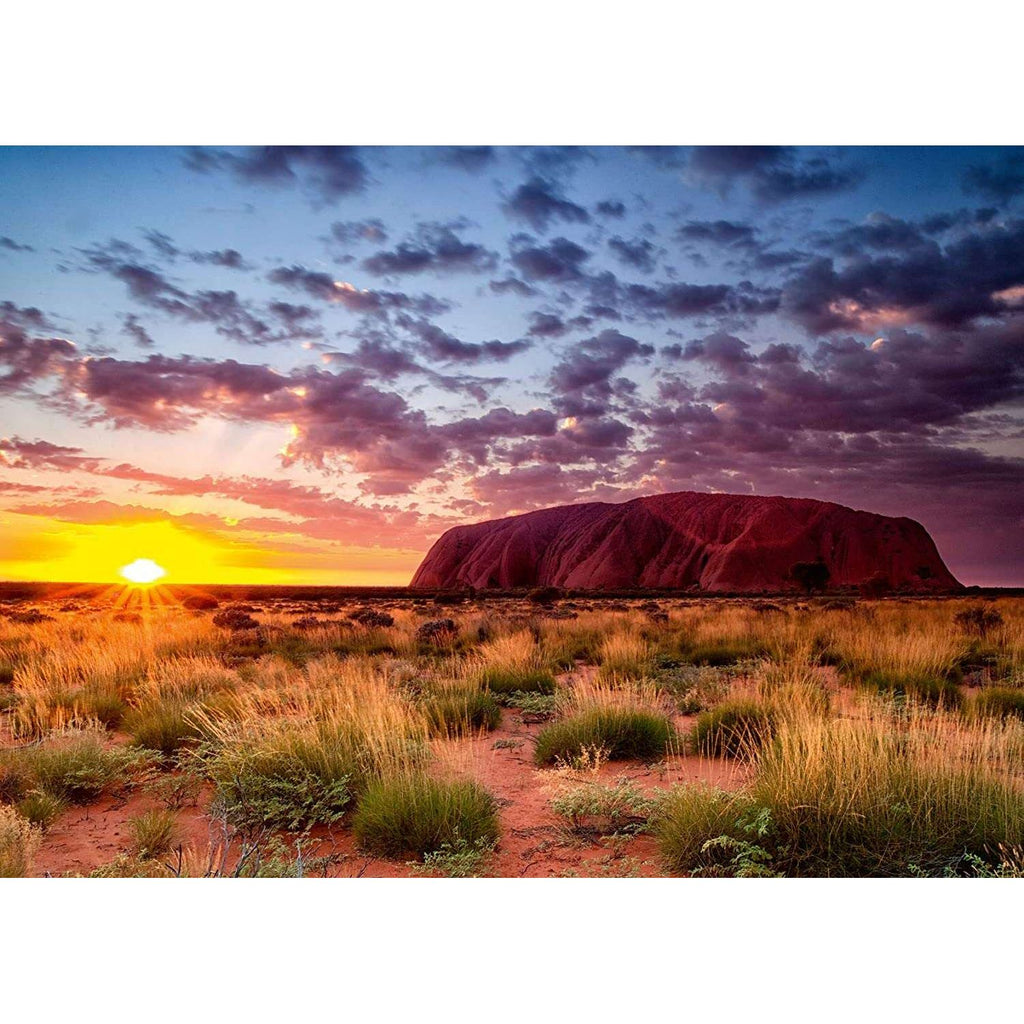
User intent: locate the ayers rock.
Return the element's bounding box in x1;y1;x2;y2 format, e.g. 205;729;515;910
410;491;961;593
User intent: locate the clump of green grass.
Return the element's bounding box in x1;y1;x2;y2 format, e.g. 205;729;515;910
679;638;765;667
861;670;963;709
352;773;500;859
534;707;673;766
478;665;556;695
420;687;501;736
17;790;67;829
0;804;41;877
654;786;763;876
127;809;182;859
754;714;1024;875
690;699;775;759
0;729;155;805
967;687;1024;722
125;701;204;756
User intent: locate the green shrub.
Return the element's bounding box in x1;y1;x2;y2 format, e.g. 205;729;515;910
691;699;775;759
862;670;963;709
17;790;67;829
204;743;352;834
750;718;1024;876
352;773;500;859
654;786;769;876
410;835;496;877
421;689;501;736
679;639;765;667
125;701;204;756
533;707;674;766
1;731;154;805
128;809;182;859
550;778;656;836
478;666;556;695
968;687;1024;722
0;805;41;877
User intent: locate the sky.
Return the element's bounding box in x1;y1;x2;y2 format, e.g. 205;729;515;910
1;145;1023;586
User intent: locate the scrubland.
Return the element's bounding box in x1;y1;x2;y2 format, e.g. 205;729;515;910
1;589;1022;877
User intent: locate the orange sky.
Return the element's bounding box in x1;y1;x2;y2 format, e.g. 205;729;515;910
0;509;423;585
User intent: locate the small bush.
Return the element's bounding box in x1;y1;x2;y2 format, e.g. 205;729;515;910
205;744;352;834
1;731;155;805
416;618;458;647
0;661;16;686
17;790;67;829
527;586;562;606
478;665;556;695
349;608;395;629
183;594;220;610
352;773;500;859
658;664;732;714
497;690;559;720
955;606;1004;638
0;805;41;877
862;670;963;709
597;632;652;680
691;699;775;759
534;707;674;766
128;809;182;859
680;639;764;667
410;835;496;877
655;786;761;876
550;778;655;836
969;687;1024;722
212;608;259;631
125;701;204;756
421;688;501;736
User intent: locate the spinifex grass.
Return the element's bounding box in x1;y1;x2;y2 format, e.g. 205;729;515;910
352;771;500;859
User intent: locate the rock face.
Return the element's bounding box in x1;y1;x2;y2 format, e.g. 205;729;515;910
410;491;961;593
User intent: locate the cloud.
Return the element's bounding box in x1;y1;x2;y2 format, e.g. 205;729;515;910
328;219;388;245
608;236;658;273
686;146;862;202
962;151;1024;204
0;320;77;393
510;236;591;282
267;265;451;318
398;318;531;364
437;146;496;172
0;236;34;253
362;222;498;276
186;146;368;205
549;329;655;405
594;199;626;219
781;217;1024;332
502;177;591;232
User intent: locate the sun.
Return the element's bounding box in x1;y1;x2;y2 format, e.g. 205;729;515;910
119;558;167;585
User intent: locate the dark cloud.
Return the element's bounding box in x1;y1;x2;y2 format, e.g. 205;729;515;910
781;218;1024;333
437;147;496;172
120;314;155;348
267;265;451;318
549;329;655;405
186;146;368;205
0;320;77;393
962;151;1024;204
362;222;498;276
396;318;531;365
0;236;34;253
328;219;388;245
608;236;658;273
594;199;626;219
502;177;591;232
0;436;88;470
687;146;861;202
510;236;591;282
488;276;537;298
677;219;758;248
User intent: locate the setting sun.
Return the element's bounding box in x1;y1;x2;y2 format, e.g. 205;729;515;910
119;558;167;584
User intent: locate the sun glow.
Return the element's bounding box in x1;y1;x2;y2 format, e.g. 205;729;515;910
119;558;167;585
